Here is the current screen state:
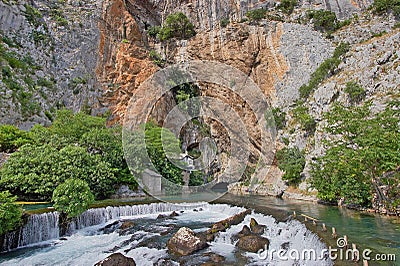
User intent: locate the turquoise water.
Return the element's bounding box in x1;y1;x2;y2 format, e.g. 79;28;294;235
216;194;400;265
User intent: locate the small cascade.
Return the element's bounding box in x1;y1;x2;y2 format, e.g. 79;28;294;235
1;212;59;253
19;212;60;247
1;202;208;253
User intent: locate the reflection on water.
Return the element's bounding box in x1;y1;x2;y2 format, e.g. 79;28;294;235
216;194;400;264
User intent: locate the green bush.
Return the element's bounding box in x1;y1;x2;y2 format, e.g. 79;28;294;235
23;4;43;28
272;108;286;130
306;10;351;33
52;178;94;218
124;122;183;189
148;26;161;37
307;10;337;33
292;105;316;133
149;50;165;67
0;144;118;199
158;12;195;41
278;0;297;15
189;170;204;186
0;110;136;200
0;191;22;235
246;9;267;22
0;124;32;152
276;147;305;185
372;0;400;16
344;81;366;103
220;18;230;28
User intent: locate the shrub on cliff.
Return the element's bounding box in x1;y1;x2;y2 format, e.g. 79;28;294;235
278;0;297;15
52;178;94;218
299;42;349;99
372;0;400;16
344;81;366;103
158;12;195;41
246;9;267;22
276;147;305;186
0;191;22;235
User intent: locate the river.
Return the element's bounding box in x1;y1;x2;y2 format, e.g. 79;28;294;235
0;194;398;265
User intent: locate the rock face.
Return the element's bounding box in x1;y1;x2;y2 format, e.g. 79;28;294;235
236;235;270;253
0;0;103;128
167;227;208;256
94;253;136;266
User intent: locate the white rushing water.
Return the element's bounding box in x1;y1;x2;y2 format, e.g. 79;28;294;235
0;203;332;266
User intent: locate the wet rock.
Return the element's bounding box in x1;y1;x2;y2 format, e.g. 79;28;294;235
249;218;266;235
59;237;68;241
169;211;179;217
157;214;167;219
236;235;269;253
238;225;252;238
203;252;225;263
167;227;208;256
102;221;121;234
159;224;175;236
120;221;135;230
136;236;164;249
94;253;136;266
155;258;178;266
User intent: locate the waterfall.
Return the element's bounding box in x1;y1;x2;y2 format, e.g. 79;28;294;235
1;212;59;253
1;202;208;253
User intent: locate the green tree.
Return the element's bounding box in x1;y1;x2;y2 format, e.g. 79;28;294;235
0;144;118;199
50;109;105;145
123;122;184;191
0;125;32;152
344;81;366;103
52;178;94;218
311;100;400;207
278;0;297;14
0;191;22;235
372;0;400;16
246;9;267;22
272;108;286;130
158;12;195;41
276;147;306;186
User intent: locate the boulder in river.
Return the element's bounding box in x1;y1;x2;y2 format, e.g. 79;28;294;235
94;253;136;266
249;218;266;235
120;221;134;230
169;211;179;217
236;235;269;253
167;227;208;256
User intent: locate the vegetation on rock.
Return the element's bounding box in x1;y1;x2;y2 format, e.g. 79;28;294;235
246;9;267;22
0;191;22;235
299;42;349;99
276;147;306;186
157;12;195;41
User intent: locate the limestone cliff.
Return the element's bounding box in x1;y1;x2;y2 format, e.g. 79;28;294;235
1;0;398;204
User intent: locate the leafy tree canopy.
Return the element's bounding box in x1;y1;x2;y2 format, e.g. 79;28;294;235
311;100;400;208
0;191;22;235
52;178;94;218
